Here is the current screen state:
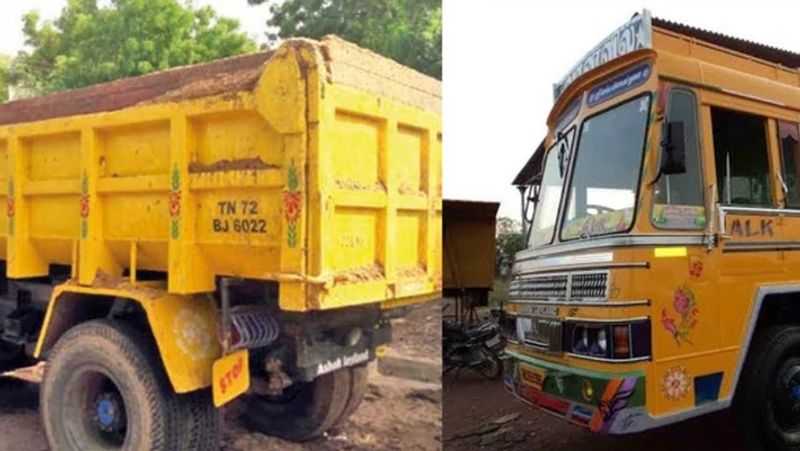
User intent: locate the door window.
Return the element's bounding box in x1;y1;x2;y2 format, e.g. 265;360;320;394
712;108;772;206
652;89;706;229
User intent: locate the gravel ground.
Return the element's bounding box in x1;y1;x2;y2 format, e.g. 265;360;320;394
443;371;745;451
0;301;442;451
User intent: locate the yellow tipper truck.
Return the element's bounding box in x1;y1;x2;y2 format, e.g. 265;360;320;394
0;36;441;450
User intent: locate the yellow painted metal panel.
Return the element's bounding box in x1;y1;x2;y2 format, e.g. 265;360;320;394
99;121;171;177
191;111;283;168
0;37;441;313
35;282;221;393
25;132;81;181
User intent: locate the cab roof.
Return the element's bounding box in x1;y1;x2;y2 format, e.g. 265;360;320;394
652;17;800;69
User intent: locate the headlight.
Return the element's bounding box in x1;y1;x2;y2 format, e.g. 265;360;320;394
516;317;531;343
569;321;650;361
596;329;607;354
572;325;605;356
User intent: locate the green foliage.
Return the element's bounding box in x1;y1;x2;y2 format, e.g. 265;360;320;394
0;56;11;103
495;217;524;277
13;0;257;94
249;0;441;79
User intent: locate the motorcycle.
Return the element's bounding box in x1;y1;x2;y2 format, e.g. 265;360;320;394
443;314;504;379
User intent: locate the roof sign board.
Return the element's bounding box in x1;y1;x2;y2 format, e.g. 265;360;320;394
553;10;652;101
586;63;651;107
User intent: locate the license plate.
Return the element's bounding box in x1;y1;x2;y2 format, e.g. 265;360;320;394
212;349;250;407
486;336;501;348
519;363;546;391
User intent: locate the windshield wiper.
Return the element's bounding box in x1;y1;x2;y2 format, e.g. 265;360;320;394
557;140;568;177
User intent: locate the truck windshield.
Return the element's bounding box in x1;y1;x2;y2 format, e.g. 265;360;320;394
529;142;565;247
561;95;651;240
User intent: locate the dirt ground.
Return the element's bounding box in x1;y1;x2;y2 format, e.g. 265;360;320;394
0;301;442;451
443;372;744;451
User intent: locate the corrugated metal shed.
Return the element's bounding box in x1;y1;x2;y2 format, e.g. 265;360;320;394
653;17;800;68
443;199;500;223
512;139;545;186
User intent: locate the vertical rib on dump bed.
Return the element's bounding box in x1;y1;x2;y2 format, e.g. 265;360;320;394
0;36;442;312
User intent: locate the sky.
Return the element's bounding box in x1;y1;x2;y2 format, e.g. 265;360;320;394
0;0;272;56
443;0;800;218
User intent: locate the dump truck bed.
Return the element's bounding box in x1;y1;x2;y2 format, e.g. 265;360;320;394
0;36;442;312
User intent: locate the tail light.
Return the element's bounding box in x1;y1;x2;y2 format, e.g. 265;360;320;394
612;325;631;358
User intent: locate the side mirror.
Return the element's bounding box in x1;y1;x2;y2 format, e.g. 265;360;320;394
661;121;687;175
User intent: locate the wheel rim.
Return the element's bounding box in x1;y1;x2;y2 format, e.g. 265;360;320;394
62;365;129;449
772;358;800;433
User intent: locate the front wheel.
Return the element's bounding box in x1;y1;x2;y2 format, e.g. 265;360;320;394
41;320;185;451
735;325;800;451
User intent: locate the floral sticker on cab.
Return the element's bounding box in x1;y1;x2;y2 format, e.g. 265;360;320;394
661;285;699;346
662;366;690;401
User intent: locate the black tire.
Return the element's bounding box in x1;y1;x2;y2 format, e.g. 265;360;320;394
178;390;222;451
41;319;181;451
476;346;502;380
331;364;368;429
735;324;800;451
245;367;351;442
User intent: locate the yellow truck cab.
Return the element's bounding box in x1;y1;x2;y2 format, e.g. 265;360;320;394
0;36;441;450
505;11;800;449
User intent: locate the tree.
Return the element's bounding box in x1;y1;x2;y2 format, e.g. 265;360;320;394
495;217;524;277
0;56;11;103
248;0;441;79
12;0;257;94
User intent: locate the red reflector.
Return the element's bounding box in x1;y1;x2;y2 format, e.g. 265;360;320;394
613;325;631;358
523;387;570;415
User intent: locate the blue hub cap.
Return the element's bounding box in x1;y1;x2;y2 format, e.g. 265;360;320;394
93;392;125;433
97;399;115;426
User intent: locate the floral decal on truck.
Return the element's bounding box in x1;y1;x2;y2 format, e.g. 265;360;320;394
80;172;89;239
6;179;14;236
661;366;690;401
170;164;181;240
283;159;301;248
661;285;699;346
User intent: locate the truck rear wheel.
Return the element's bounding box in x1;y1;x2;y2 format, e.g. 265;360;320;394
331;364;368;429
735;324;800;451
41;320;182;451
245;366;356;441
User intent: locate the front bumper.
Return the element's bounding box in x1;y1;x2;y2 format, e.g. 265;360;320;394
503;349;646;434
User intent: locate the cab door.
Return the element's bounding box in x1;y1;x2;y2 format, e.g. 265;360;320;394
699;100;787;405
702;106;786;275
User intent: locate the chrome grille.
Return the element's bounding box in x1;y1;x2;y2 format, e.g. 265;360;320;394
509;274;568;300
570;272;609;299
509;271;608;301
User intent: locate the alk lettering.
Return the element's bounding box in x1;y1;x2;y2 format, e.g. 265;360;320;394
730;219;773;238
